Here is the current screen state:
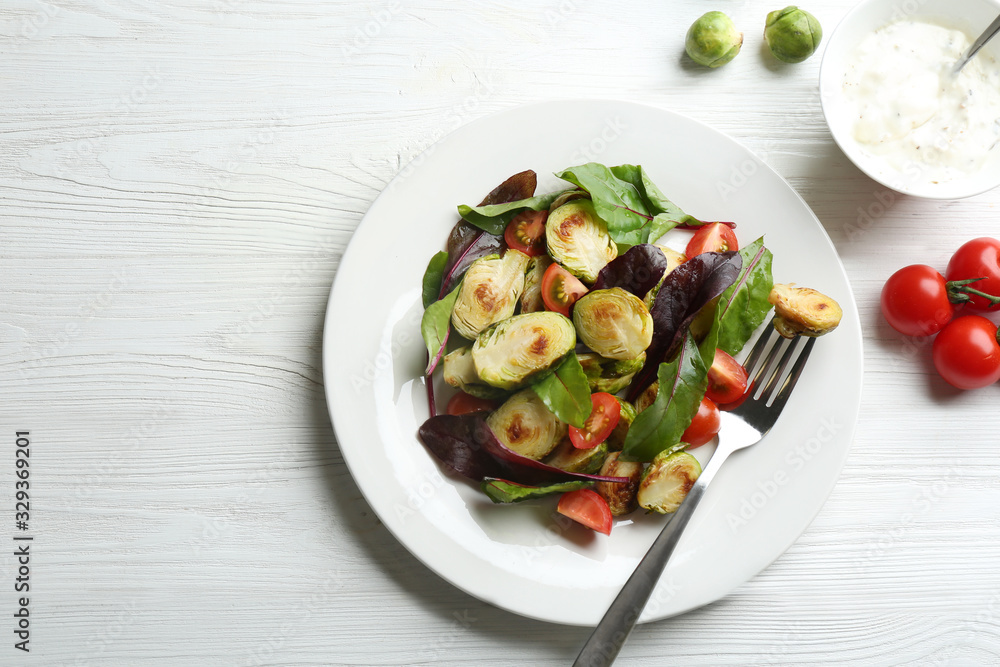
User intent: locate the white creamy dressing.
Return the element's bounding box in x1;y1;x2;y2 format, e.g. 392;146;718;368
841;20;1000;187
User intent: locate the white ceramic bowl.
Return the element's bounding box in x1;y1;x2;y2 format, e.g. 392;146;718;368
820;0;1000;199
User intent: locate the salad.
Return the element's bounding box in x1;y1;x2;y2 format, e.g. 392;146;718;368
417;163;841;535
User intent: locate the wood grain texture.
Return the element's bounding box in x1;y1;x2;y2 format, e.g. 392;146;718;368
4;0;1000;665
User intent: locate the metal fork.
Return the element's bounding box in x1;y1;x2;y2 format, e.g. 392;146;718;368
573;328;817;667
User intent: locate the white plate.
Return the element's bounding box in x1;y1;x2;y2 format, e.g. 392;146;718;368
323;100;863;626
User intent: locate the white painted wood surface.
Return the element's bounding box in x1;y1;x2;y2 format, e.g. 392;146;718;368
4;1;1000;664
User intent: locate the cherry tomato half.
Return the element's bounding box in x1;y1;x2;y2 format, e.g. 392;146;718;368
504;210;548;257
557;489;613;535
685;222;739;259
945;237;1000;312
706;349;749;405
568;392;621;449
540;262;588;317
681;397;721;448
445;391;499;416
932;315;1000;390
880;264;956;337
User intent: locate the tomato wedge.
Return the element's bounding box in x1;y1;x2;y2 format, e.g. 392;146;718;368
540;262;588;317
681;397;721;448
445;391;499;416
503;210;547;257
557;489;613;535
706;348;749;405
568;392;621;449
686;222;739;258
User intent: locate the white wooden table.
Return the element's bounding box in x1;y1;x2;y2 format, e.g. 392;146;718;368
4;1;1000;664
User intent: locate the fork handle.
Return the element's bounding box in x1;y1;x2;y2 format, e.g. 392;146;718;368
572;446;732;667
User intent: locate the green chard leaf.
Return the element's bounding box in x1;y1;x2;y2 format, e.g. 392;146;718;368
421;251;449;309
610;165;702;243
714;237;774;356
421;282;461;374
530;352;593;428
621;334;710;462
457;192;562;235
556;163;652;248
481;478;591;504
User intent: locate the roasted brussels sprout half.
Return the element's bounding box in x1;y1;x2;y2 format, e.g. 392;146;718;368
635;381;658;413
451;249;531;340
595;452;642;516
549;189;591;211
442;346;508;400
573;288;654;360
605;397;637;452
545;200;618;284
644;245;687;310
768;283;843;338
545;437;609;475
472;311;576;390
578;352;645;395
486;389;568;460
638;450;701;514
520;255;552;314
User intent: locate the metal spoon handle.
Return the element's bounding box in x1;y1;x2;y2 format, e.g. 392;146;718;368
955;14;1000;73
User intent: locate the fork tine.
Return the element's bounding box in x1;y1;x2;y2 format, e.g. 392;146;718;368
767;336;816;413
747;328;783;393
758;336;799;403
742;325;775;378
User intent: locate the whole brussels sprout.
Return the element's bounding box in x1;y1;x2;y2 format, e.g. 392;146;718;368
685;11;743;68
487;389;567;460
764;6;822;64
545;200;617;284
472;311;576;390
451;249;531;340
573;288;653;361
